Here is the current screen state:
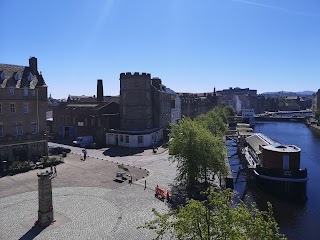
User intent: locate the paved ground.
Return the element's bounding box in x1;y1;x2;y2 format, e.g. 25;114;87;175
0;143;177;240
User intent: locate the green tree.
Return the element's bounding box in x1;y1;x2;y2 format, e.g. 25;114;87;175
169;118;227;187
141;189;286;240
223;105;236;118
194;109;227;137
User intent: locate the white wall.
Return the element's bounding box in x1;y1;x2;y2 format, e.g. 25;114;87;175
106;129;163;148
171;95;181;124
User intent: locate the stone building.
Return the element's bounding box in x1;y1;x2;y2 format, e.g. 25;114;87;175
217;87;258;113
178;89;218;119
106;72;172;148
312;89;320;115
52;80;119;147
0;57;48;163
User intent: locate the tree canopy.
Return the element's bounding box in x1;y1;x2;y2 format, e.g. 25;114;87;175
169;118;227;187
141;188;286;240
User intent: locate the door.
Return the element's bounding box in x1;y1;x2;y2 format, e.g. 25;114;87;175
69;127;74;140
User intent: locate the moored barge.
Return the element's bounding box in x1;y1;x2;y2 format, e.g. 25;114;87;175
242;133;308;201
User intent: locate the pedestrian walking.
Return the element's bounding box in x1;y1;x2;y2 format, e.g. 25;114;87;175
82;149;87;160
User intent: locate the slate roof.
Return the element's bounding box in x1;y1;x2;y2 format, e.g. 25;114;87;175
68;95;120;104
0;63;46;88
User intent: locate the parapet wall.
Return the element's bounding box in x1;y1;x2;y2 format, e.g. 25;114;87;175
120;72;151;79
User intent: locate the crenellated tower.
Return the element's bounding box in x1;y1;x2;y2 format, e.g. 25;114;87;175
119;72;152;130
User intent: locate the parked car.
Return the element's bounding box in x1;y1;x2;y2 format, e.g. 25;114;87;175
48;146;71;155
72;136;96;148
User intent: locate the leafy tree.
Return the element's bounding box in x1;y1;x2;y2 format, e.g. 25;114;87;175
194;108;228;137
141;188;286;240
223;105;236;118
169;118;227;187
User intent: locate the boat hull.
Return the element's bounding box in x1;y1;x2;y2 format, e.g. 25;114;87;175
253;167;308;201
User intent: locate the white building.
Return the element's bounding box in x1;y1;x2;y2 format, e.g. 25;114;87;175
233;95;242;113
171;94;181;124
106;129;163;148
242;108;255;126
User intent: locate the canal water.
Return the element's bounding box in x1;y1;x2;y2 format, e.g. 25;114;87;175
228;121;320;240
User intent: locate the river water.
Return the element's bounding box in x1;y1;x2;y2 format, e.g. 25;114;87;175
228;121;320;240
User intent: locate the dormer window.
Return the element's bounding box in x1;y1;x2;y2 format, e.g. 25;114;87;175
0;71;5;80
28;73;33;81
15;73;21;81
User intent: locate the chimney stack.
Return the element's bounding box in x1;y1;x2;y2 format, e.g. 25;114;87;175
29;57;38;72
97;79;104;102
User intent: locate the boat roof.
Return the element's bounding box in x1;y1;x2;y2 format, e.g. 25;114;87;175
246;133;300;154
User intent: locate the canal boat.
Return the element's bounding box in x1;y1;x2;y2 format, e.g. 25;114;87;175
241;133;308;201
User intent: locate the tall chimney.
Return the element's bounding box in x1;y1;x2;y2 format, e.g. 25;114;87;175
29;57;38;72
97;79;104;102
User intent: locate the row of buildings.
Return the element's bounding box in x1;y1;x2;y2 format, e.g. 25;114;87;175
2;57;319;163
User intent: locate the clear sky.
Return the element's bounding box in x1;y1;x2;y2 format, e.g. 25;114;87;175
1;0;320;99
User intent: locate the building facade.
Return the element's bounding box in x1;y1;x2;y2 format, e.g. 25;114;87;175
106;72;172;148
0;57;48;163
312;89;320;115
52;80;119;147
178;90;218;119
171;94;181;124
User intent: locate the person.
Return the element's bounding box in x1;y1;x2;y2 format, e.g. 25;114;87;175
82;149;87;160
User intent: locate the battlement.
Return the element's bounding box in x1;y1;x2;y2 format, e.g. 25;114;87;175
120;72;151;78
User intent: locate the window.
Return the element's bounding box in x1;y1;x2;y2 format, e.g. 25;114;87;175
120;135;123;142
24;103;29;113
24;87;29;96
91;117;94;126
126;135;129;143
85;118;87;126
138;136;143;144
0;123;3;137
98;118;101;127
283;155;289;170
10;103;15;113
15;73;20;80
0;104;2;114
32;90;36;96
31;121;38;134
9;87;14;96
28;73;33;81
0;71;5;80
13;121;23;136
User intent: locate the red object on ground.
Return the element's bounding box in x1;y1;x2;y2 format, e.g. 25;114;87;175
155;186;170;200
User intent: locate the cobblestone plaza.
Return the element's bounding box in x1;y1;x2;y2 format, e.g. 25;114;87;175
0;145;177;239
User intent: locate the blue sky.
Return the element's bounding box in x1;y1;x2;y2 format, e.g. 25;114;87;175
1;0;320;98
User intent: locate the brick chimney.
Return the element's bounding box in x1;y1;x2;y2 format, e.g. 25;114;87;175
29;57;38;72
97;79;104;102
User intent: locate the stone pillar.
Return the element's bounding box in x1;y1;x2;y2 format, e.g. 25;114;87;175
37;171;54;226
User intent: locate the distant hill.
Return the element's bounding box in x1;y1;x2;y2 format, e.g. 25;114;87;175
260;90;315;96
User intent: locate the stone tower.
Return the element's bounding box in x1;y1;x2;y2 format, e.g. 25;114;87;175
119;72;152;130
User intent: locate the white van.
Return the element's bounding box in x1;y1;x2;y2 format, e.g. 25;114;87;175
72;136;95;148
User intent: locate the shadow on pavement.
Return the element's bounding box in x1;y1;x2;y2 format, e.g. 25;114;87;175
19;225;48;240
103;147;145;157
